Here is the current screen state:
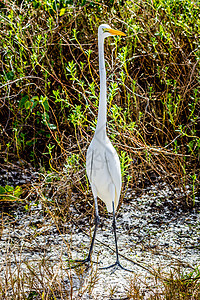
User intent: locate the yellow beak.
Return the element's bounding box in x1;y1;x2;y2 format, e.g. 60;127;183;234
108;28;126;37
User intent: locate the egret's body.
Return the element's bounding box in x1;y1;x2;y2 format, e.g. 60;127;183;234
76;24;129;271
86;133;121;213
86;24;123;213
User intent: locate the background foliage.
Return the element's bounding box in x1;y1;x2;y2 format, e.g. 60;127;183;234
0;0;200;207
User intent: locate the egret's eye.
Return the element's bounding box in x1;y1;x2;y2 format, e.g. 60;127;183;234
102;28;109;33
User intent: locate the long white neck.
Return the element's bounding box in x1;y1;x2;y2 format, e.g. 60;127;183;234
95;34;107;139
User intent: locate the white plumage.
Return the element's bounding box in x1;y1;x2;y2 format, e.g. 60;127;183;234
75;24;131;271
86;24;125;213
86;132;121;212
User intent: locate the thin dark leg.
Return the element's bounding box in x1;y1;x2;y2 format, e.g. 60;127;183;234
112;201;119;263
100;201;133;273
69;197;100;268
85;197;100;262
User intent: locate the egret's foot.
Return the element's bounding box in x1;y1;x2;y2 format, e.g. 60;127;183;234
67;257;99;269
100;260;133;273
73;257;91;264
73;257;100;264
67;256;91;269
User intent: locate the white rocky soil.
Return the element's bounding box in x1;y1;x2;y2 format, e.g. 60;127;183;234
0;182;199;299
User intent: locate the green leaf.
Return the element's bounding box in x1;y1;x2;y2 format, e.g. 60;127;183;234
6;71;14;80
48;123;57;130
31;96;39;102
24;204;29;211
19;95;28;108
14;186;22;197
43;98;49;111
60;8;65;16
5;185;14;192
30;96;39;110
25;101;32;109
0;186;5;195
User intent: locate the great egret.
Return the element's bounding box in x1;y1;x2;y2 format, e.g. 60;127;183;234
81;24;130;272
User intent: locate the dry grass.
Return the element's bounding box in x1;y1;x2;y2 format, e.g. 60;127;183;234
0;0;199;205
0;173;200;299
0;0;200;298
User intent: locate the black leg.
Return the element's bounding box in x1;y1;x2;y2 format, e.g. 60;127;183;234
69;197;100;268
112;201;119;263
86;196;100;261
86;212;100;262
100;201;133;273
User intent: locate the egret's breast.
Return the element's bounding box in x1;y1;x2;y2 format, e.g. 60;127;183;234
89;147;112;186
86;136;121;212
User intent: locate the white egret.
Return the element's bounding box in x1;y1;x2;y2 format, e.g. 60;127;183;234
79;24;130;272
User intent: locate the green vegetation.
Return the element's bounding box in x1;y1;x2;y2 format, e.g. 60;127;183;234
0;184;22;201
0;0;200;298
1;0;199;207
1;0;199;205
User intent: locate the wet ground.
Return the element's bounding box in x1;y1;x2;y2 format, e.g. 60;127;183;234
0;171;199;299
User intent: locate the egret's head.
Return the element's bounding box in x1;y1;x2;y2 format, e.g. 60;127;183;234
98;24;126;39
